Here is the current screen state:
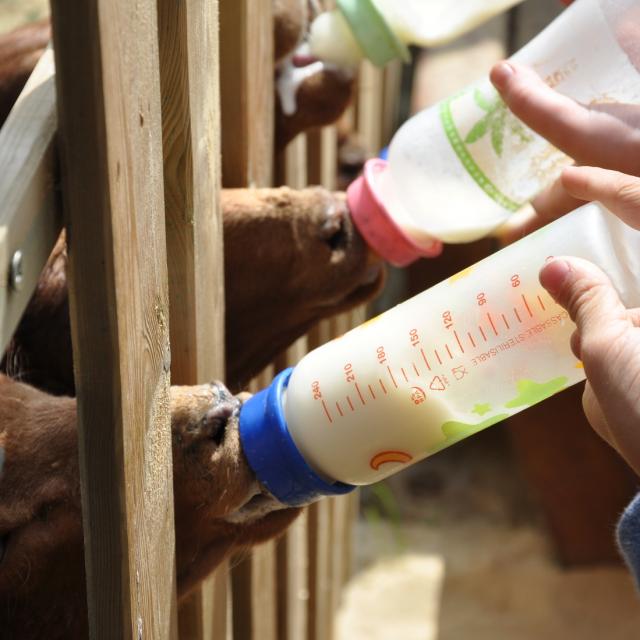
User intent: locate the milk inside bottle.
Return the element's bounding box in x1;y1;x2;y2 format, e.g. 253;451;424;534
346;0;640;265
309;0;528;68
239;204;640;505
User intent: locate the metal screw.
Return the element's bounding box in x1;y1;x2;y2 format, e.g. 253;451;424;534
9;250;24;292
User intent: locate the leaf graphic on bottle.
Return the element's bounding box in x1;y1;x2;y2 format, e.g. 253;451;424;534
473;87;493;112
491;109;506;156
465;116;490;144
464;88;531;158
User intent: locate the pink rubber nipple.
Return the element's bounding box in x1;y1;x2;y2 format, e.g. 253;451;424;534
347;159;442;267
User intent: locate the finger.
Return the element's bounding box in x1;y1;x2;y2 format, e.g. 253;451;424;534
570;329;581;361
583;382;640;477
561;166;640;230
582;383;616;449
496;180;584;245
539;257;631;343
490;61;640;174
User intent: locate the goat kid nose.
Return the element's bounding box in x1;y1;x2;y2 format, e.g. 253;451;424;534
320;196;350;251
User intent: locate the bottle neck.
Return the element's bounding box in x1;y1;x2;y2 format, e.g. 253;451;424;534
238;368;356;506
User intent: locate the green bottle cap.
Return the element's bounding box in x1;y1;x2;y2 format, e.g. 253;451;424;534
336;0;410;67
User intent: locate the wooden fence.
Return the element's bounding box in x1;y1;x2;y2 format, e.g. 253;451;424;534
0;1;401;638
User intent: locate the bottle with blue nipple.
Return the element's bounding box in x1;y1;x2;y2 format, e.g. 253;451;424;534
239;205;640;506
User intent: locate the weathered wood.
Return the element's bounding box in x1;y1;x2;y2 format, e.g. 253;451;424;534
218;0;278;634
277;510;310;640
219;0;274;188
307;499;333;640
156;0;227;635
0;47;60;353
157;0;224;385
231;541;279;640
178;566;230;640
50;1;178;637
307;126;338;190
356;60;385;157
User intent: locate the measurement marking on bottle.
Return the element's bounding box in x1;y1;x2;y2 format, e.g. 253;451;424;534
355;382;366;405
413;363;420;377
454;330;465;354
487;313;498;336
522;294;533;317
336;401;344;417
468;332;476;348
435;349;443;365
321;400;333;424
347;396;355;412
401;367;409;382
368;384;376;400
514;307;522;323
502;313;510;330
387;366;398;388
379;378;387;394
479;325;487;342
537;294;546;311
445;344;453;359
420;348;431;370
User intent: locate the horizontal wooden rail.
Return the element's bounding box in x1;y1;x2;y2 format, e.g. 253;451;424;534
0;47;61;353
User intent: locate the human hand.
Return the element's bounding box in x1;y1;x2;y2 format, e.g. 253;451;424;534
489;60;640;241
538;169;640;476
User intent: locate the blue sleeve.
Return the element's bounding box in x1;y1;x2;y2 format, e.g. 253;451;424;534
617;492;640;589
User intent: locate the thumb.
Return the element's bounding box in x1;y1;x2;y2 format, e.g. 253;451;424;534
539;257;630;343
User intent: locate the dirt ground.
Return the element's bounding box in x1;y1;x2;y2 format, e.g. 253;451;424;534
336;426;640;639
0;0;46;33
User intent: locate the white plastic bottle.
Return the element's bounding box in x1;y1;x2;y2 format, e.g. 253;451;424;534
309;0;527;68
239;204;640;505
347;0;640;265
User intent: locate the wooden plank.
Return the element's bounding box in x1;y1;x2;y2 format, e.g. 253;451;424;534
179;566;230;640
277;133;308;188
218;1;277;635
157;0;224;383
307;126;338;190
277;510;310;640
156;0;227;636
356;61;385;157
307;499;333;640
50;2;178;638
0;47;61;354
231;541;279;640
219;0;274;188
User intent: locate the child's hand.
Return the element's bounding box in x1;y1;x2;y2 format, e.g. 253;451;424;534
540;254;640;476
537;167;640;475
489;60;640;240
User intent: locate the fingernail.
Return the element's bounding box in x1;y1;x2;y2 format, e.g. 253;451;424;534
491;61;515;90
539;259;572;297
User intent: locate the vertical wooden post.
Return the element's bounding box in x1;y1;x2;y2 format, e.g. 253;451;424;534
155;0;227;638
220;0;274;188
218;1;277;637
50;1;178;637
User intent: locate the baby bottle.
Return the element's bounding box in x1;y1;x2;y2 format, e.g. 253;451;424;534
346;0;640;265
309;0;527;68
239;204;640;506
